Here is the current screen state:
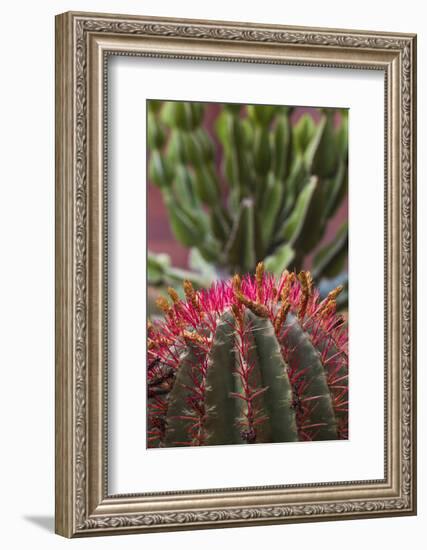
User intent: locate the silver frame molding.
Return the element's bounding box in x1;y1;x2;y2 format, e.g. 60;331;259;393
55;11;417;538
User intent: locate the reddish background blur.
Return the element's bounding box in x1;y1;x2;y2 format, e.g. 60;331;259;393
148;104;348;270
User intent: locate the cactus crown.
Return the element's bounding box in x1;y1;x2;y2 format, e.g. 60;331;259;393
147;264;348;448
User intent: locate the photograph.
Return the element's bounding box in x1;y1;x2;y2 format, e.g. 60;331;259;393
146;100;349;448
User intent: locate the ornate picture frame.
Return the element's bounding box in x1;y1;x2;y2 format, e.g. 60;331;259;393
55;11;417;537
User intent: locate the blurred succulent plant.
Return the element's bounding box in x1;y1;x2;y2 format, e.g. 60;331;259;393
148;250;212;289
147;249;217;318
147;100;348;298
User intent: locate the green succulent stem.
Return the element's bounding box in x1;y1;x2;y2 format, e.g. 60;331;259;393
148;101;348;297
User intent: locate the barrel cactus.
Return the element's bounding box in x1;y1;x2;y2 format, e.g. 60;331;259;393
147;263;348;448
147;100;348;291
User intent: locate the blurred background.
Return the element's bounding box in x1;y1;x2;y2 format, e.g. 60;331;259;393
147;101;348;315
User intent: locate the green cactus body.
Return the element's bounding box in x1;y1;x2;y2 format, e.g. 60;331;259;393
147;101;349;304
147;266;348;448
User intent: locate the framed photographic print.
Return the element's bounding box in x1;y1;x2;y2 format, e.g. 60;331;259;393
55;11;417;537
